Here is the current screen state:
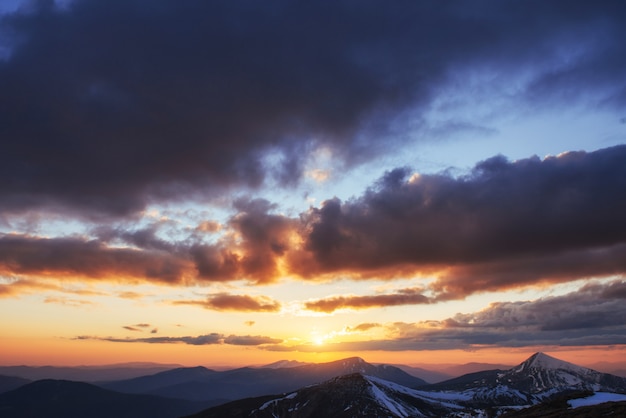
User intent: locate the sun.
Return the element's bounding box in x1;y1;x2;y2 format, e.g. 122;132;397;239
313;335;326;346
311;331;327;346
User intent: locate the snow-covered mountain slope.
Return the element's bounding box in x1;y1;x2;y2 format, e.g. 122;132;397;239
187;353;626;417
187;373;463;418
425;352;626;407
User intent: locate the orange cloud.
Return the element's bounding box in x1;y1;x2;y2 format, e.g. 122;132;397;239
173;293;281;312
304;288;430;313
347;323;382;332
79;333;282;346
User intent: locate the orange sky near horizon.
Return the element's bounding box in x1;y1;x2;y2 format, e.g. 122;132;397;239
3;333;625;371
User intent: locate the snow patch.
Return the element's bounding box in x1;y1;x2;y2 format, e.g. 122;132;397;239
368;382;414;417
366;375;466;409
259;392;298;410
568;392;626;408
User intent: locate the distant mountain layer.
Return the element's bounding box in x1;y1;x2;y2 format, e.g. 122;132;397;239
0;379;216;418
0;364;180;382
187;352;626;417
102;356;427;403
386;364;452;384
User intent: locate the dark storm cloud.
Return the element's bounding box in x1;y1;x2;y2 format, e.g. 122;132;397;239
296;145;626;295
0;233;194;282
443;281;626;333
3;145;626;295
1;0;626;217
173;293;281;312
432;244;626;298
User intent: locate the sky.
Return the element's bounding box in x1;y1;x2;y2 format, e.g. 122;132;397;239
1;0;626;369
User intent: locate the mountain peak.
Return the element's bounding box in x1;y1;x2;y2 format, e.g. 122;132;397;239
343;356;366;364
519;352;587;373
261;359;310;369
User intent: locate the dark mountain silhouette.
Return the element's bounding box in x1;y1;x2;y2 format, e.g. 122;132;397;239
102;365;218;394
0;363;180;382
0;375;30;394
103;356;427;403
0;379;216;418
388;364;452;383
439;361;513;377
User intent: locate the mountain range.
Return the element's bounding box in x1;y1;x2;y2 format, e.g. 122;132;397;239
185;352;626;417
102;357;427;403
1;353;625;417
0;363;182;382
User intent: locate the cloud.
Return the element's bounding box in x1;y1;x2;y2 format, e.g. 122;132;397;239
304;288;430;313
117;291;145;300
0;277;102;298
195;221;222;233
173;293;281;312
1;1;625;218
122;326;141;332
293;145;626;296
122;323;151;332
79;332;282;346
2;146;626;301
266;280;626;352
223;335;283;346
347;323;381;332
43;296;94;307
0;234;194;283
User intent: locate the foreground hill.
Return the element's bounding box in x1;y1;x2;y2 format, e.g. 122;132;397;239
0;379;215;418
188;352;626;417
102;357;427;403
0;375;31;394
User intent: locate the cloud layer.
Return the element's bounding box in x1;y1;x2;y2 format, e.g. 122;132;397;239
2;146;626;303
265;280;626;352
1;1;625;217
79;333;282;346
